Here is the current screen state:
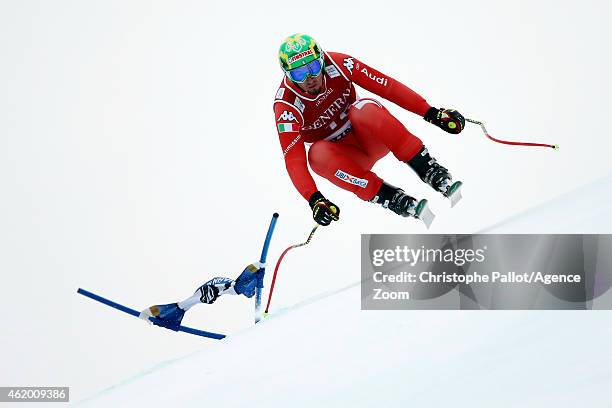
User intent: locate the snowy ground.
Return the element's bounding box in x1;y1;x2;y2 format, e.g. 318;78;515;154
76;176;612;407
79;291;612;407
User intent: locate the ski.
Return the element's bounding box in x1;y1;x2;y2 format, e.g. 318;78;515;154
77;288;226;340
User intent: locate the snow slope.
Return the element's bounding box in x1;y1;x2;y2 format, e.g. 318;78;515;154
482;173;612;234
76;176;612;407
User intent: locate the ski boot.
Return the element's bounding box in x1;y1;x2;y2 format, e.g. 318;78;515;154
139;303;185;331
370;182;435;228
407;146;463;207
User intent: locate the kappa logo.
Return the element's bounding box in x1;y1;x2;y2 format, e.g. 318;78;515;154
360;67;388;86
335;169;368;188
343;58;355;74
277;110;297;122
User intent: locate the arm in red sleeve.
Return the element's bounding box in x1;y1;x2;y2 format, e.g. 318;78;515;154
329;51;432;117
273;102;318;201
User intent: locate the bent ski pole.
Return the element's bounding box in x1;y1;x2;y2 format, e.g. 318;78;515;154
466;117;559;150
255;213;279;324
263;224;319;317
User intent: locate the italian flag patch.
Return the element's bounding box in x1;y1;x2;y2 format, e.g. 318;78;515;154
277;123;298;133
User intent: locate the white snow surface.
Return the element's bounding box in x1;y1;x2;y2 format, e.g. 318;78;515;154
77;176;612;407
483;173;612;234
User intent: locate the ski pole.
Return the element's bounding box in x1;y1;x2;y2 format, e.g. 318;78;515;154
466;117;559;150
263;224;320;317
254;213;279;324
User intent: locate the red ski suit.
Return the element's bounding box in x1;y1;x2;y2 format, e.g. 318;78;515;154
273;51;432;202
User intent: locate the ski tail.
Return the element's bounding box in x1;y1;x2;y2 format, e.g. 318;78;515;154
445;181;463;207
414;199;435;229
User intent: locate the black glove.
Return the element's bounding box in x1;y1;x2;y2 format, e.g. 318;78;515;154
424;107;465;134
199;284;220;304
309;191;340;226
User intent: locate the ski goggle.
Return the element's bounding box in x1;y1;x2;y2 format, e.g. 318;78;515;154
286;58;324;83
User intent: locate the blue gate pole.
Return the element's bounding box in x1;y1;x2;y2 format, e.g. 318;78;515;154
255;213;279;323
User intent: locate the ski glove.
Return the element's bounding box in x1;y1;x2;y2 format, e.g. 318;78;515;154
424;107;465;134
309;191;340;226
199;284;220;304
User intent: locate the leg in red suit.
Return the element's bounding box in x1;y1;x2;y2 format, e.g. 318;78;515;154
308;98;423;201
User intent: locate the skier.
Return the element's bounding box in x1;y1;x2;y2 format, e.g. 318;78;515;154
139;262;265;330
274;34;465;228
